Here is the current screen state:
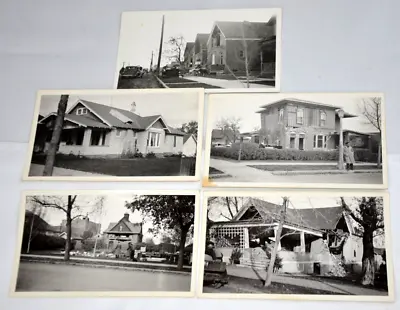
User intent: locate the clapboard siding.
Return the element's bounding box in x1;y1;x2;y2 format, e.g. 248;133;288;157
286;104;336;129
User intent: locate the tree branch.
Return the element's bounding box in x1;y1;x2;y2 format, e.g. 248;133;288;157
31;196;67;213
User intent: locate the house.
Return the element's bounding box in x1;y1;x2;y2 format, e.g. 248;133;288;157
211;129;240;146
103;213;143;249
183;42;195;69
206;16;276;74
58;216;101;241
182;134;197;157
35;99;186;157
193;33;209;67
24;210;61;237
209;198;385;275
256;98;359;151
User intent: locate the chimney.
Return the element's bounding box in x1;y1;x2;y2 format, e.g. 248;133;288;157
123;213;129;221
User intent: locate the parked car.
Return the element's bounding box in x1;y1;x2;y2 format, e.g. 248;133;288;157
212;142;226;148
119;66;143;79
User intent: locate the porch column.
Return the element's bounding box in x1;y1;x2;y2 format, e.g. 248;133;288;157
336;109;345;170
243;227;250;249
82;129;92;147
300;231;306;253
274;227;281;251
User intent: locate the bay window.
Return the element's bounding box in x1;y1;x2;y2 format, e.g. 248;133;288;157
148;132;161;147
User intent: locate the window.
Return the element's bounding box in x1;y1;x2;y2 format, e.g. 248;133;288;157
354;250;357;258
116;129;122;137
313;134;326;149
173;135;177;147
239;50;244;58
220;54;224;65
148;132;161;147
296;108;304;124
320;111;327;127
76;108;88;115
90;130;106;146
119;225;123;232
211;53;216;65
278;108;284;123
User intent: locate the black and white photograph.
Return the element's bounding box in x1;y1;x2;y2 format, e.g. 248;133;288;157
204;93;388;189
198;191;393;301
10;191;199;297
24;89;203;181
115;8;281;92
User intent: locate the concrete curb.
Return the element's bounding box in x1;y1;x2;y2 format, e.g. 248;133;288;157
21;258;191;276
271;169;382;176
154;74;169;88
209;173;231;179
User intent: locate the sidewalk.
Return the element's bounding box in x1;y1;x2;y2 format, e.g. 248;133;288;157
21;254;191;273
185;76;270;88
29;164;105;176
226;265;387;296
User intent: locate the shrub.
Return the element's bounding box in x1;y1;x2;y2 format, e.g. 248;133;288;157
230;247;243;264
145;152;156;158
21;233;66;252
353;148;378;163
134;151;143;158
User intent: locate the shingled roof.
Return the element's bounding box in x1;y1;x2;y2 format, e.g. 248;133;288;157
233;198;345;232
214;21;274;39
104;213;142;235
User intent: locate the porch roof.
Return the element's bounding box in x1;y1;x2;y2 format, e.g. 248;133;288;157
64;114;110;129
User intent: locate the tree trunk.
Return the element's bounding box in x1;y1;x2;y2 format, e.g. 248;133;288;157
265;198;287;287
361;230;375;286
177;227;188;270
43;95;69;176
377;142;382;169
64;195;73;261
27;214;35;253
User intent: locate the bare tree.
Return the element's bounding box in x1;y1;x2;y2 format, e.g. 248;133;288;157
360;97;382;168
216;117;241;144
264;197;288;287
165;35;186;64
29;195;105;261
43;95;69;176
341;196;384;286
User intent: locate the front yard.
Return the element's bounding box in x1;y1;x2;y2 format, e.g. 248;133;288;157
249;164;380;172
31;154;196;176
161;76;221;89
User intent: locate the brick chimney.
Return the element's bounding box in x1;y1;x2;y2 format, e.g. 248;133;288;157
123;213;129;221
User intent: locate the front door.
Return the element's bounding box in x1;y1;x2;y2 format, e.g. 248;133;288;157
299;137;304;150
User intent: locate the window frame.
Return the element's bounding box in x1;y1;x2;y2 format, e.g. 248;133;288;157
148;131;161;148
76;108;88;116
320;110;327;127
313;134;327;149
296;108;304;125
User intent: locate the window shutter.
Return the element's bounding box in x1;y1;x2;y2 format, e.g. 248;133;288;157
324;135;327;148
313;135;316;148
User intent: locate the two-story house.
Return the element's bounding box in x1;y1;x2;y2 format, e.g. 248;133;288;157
206;16;276;74
256;98;356;151
193;33;209;67
183;42;195;69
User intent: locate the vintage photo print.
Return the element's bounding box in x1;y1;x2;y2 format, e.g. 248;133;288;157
23;89;203;181
114;8;281;93
198;190;394;302
9;190;200;297
203;93;388;189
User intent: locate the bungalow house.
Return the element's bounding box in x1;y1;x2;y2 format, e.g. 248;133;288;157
183;42;195;69
211;128;240;146
206;16;276;75
103;213;143;250
182;134;197;157
256;98;359;151
209;198;385;276
35;99;186;157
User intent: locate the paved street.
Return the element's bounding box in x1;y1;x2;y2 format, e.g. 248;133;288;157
16;262;191;292
29;164;104;176
185;76;271;88
209;158;383;184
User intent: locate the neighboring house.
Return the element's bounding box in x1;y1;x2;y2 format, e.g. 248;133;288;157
58;216;101;240
182;134;197;157
240;131;261;144
209;198;384;275
206;16;276;74
211;129;240;145
194;33;209;67
183;42;195;69
256;98;359;151
24;210;61;237
103;213;143;249
35;99;186;157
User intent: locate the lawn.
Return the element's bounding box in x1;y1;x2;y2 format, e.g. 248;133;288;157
161;76;221;89
248;164;380;172
31;154;196;176
117;74;162;89
209;167;224;175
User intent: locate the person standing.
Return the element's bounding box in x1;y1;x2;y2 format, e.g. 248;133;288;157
343;141;355;172
114;241;122;259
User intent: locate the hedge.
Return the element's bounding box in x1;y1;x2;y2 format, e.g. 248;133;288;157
21;233;66;252
210;143;378;162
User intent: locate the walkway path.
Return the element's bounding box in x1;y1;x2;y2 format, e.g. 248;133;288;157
29;164;105;176
185;76;270;88
227;265;387;296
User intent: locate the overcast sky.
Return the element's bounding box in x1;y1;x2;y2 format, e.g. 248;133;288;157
39;92;199;129
208;93;381;134
116;8;278;70
26;194;177;244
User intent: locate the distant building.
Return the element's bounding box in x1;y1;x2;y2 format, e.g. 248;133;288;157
59;215;101;240
103;213;143;249
211;129;240;146
183;42;195;69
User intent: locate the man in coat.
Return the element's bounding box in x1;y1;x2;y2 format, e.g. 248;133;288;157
343;141;355;171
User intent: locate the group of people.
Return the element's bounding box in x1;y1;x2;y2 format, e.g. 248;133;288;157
113;241;136;260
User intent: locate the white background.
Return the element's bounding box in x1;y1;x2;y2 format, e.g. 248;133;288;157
1;0;399;309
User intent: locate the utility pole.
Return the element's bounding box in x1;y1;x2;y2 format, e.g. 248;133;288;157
241;21;250;88
27;213;35;253
156;15;165;76
150;51;154;71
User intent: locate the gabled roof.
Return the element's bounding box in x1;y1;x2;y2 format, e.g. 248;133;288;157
212;128;239;140
184;42;195;54
233;198;346;232
167;126;186;136
213;21;273;40
104;216;142;235
183;134;197;144
195;33;209;45
256;98;357;118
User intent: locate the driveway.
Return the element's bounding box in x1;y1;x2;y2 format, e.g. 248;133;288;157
185;76;271;88
16;262;191;292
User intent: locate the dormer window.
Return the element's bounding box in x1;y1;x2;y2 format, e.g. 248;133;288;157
76;108;88;115
296;108;304;124
320;111;327;127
